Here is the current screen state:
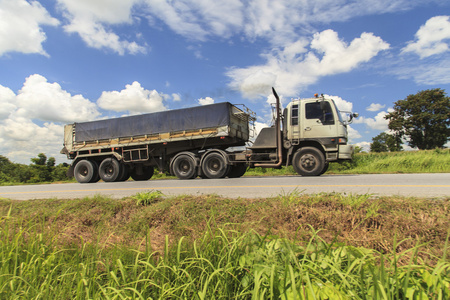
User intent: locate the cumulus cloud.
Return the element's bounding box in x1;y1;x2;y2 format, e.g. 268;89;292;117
97;81;168;114
354;110;391;131
227;30;389;99
347;125;362;142
324;94;353;112
402;15;450;58
57;0;146;55
0;116;63;163
0;85;17;119
0;0;59;56
0;74;103;163
198;97;215;105
15;74;100;122
366;103;386;112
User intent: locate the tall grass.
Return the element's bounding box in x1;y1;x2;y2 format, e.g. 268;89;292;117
328;148;450;174
1;215;448;299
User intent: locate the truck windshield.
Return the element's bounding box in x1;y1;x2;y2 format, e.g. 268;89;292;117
331;100;346;124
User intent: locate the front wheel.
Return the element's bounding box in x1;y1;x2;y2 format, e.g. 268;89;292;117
292;147;325;176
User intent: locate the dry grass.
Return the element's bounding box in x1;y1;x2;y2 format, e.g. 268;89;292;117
1;192;448;265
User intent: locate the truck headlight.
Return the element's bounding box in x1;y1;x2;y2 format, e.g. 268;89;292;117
338;138;347;144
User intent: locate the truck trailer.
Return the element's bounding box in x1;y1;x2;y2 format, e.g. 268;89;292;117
61;88;358;183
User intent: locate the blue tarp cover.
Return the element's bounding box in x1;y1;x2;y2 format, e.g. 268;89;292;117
74;102;231;142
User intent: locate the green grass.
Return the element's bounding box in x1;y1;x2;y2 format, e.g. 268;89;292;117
244;148;450;176
0;193;449;298
328;148;450;174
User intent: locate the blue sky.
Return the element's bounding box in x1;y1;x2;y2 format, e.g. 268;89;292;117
1;0;450;164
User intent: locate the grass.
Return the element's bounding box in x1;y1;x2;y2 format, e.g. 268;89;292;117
328;148;450;174
244;148;450;177
0;192;449;298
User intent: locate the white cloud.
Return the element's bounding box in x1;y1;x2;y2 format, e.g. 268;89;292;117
394;59;450;85
227;30;389;99
0;85;17;119
198;97;215;105
324;94;353;112
97;81;167;114
354;110;390;131
57;0;146;55
0;0;59;56
143;0;244;41
366;103;386;112
355;141;371;152
0;74;104;164
0;116;63;164
402;15;450;58
347;125;362;142
15;74;100;122
172;93;181;101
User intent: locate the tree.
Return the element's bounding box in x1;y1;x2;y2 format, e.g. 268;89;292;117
385;89;450;150
370;132;403;152
31;153;47;166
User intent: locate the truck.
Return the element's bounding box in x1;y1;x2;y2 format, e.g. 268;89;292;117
61;88;358;183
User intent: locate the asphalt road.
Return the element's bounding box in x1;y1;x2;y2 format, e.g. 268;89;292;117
1;173;449;200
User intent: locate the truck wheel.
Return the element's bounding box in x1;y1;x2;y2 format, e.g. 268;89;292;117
320;162;329;175
202;152;229;179
99;158;121;182
130;166;154;181
227;163;247;178
74;160;97;183
292;147;325;176
118;164;131;181
172;154;197;179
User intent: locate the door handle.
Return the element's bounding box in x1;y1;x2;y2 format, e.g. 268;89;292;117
305;127;311;131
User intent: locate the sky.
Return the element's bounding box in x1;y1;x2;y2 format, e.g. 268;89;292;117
1;0;450;164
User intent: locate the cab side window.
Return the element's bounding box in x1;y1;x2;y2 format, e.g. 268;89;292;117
305;102;334;125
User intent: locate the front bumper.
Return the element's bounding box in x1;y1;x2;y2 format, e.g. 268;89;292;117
338;144;354;160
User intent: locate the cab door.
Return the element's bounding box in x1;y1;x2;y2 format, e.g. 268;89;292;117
301;101;337;139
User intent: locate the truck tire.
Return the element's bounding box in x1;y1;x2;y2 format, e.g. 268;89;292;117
74;160;97;183
172;154;197;179
227;163;247;178
118;164;131;181
130;166;154;181
202;152;229;179
99;158;121;182
292;147;325;176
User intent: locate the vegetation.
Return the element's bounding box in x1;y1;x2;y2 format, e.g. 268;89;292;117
0;153;70;185
385;88;450;150
0;193;448;299
370;132;403;152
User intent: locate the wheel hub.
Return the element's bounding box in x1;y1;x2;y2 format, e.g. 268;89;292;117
300;154;316;170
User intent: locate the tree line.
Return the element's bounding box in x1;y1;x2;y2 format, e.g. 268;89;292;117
0;153;70;184
370;88;449;152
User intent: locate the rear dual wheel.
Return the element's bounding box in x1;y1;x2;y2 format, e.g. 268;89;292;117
74;160;99;183
172;153;197;179
201;152;229;179
130;166;154;181
227;163;247;178
99;158;122;182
